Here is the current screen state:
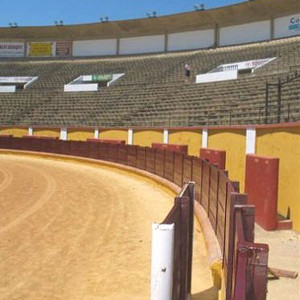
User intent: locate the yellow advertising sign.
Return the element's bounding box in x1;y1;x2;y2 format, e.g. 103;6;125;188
28;43;53;57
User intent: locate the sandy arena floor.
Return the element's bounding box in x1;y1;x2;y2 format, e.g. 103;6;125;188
0;153;215;300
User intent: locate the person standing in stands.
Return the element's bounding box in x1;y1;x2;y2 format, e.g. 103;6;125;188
184;63;191;82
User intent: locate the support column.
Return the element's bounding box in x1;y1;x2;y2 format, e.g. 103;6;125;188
28;126;33;136
163;128;168;144
215;24;220;47
150;223;174;300
202;128;208;148
60;127;68;141
246;127;256;154
128;128;133;145
164;33;168;53
94;128;99;139
270;18;274;40
116;38;120;56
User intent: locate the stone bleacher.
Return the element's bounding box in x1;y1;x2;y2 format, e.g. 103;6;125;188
0;36;299;127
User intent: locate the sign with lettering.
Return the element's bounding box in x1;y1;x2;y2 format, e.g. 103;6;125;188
28;42;55;57
0;42;25;57
289;16;300;32
56;41;72;57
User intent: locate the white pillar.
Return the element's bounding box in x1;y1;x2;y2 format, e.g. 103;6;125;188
94;128;99;139
151;223;174;300
28;126;33;136
128;128;133;145
202;128;208;148
163;129;168;144
246;127;256;154
60;127;68;141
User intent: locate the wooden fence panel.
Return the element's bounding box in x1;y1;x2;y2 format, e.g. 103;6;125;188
154;148;165;178
209;165;219;233
127;145;137;167
164;151;175;182
183;155;193;184
136;147;146;170
145;148;155;174
201;161;211;214
192;157;203;204
174;152;183;187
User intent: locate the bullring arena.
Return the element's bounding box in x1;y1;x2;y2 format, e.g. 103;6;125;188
0;0;300;299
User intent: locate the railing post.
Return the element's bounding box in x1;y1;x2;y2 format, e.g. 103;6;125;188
277;79;281;123
265;83;269;124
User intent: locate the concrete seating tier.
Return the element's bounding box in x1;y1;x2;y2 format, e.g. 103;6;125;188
0;37;299;127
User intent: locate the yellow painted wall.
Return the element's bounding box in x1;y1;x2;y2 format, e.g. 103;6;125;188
68;129;94;141
34;128;60;138
100;129;128;143
256;127;300;231
169;130;202;157
0;127;28;137
133;130;163;147
208;130;246;192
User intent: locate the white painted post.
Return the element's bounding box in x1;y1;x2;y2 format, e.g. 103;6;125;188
163;129;168;144
128;128;133;145
60;127;68;141
202;128;208;148
94;128;99;139
151;223;174;300
28;126;33;136
246;127;256;154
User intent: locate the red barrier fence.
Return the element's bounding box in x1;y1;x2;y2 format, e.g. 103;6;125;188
87;138;125;145
0;136;269;300
245;154;279;231
152;143;188;154
162;182;194;300
200;147;226;170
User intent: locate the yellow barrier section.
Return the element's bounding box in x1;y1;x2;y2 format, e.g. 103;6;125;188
0;127;28;137
68;129;94;141
100;129;128;143
168;130;202;156
256;127;300;231
133;130;163;147
34;128;60;138
208;129;246;192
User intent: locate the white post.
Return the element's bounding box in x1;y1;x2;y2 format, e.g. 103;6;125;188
28;126;33;136
60;127;68;141
163;129;168;144
151;223;174;300
202;128;208;148
246;127;256;154
128;128;133;145
94;128;99;139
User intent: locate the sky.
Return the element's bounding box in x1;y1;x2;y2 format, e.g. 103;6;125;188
0;0;246;27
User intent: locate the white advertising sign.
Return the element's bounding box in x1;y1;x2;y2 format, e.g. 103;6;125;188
0;42;25;57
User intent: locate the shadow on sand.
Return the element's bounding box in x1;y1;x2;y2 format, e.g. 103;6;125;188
192;286;219;300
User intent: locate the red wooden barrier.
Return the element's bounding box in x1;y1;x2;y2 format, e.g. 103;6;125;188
200;148;226;170
245;154;279;231
154;148;165;178
192;157;203;204
152;143;188;155
164;150;175;182
87;138;125;145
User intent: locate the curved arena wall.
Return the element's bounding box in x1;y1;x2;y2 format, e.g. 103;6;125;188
0;0;299;58
1;123;299;231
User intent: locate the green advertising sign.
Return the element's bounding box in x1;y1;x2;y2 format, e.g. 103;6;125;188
92;74;113;82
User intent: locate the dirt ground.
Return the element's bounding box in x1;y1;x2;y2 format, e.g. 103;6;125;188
255;225;300;300
0;154;215;300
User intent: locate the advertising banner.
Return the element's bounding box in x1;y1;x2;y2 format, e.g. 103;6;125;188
288;16;300;33
56;41;72;57
28;42;55;57
0;42;25;57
